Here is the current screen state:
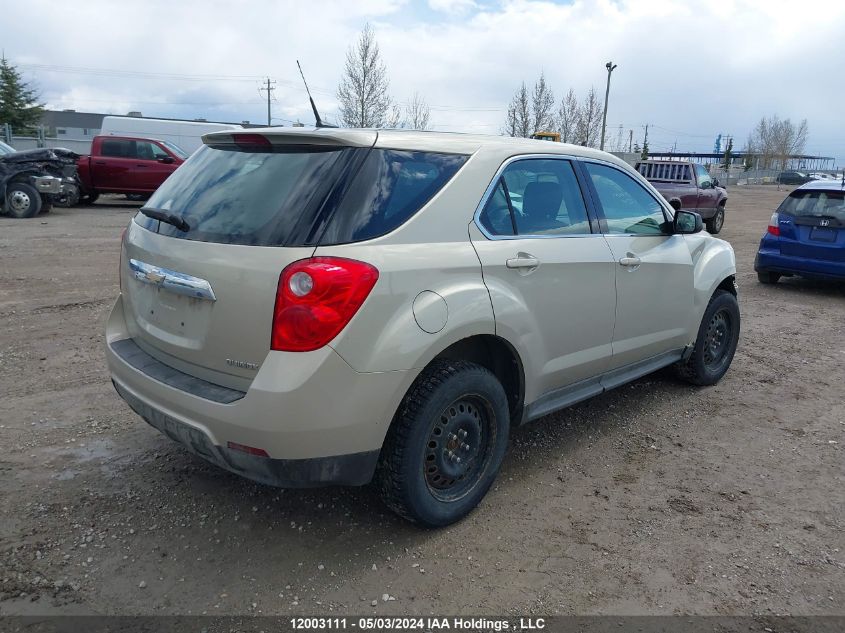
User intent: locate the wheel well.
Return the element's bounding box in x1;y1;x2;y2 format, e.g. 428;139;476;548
718;198;727;207
716;275;737;296
432;335;525;422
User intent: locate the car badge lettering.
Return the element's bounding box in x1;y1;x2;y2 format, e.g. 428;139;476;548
226;358;260;371
820;219;830;227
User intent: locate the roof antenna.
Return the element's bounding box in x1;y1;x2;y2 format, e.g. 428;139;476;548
297;60;336;128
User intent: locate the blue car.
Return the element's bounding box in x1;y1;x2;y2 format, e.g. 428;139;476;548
755;180;845;283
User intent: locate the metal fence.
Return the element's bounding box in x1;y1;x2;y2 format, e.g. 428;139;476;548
6;136;92;154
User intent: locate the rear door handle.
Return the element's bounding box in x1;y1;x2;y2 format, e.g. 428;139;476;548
619;256;642;268
506;254;540;269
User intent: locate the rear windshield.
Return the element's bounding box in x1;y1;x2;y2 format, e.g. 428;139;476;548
778;189;845;223
137;144;467;246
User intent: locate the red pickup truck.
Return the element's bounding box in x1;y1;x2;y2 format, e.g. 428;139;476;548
635;160;728;234
77;135;187;203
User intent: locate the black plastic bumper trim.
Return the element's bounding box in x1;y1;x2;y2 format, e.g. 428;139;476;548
112;380;380;488
110;338;245;404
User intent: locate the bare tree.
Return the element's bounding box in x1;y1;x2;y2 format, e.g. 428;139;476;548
385;103;402;128
531;72;555;134
503;82;531;137
750;115;809;169
574;87;603;147
556;88;579;143
336;23;394;128
405;92;431;130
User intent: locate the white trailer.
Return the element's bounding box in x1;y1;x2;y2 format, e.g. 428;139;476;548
99;117;243;154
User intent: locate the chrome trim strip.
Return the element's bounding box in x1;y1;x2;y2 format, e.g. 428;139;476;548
471;153;596;241
128;259;217;302
470;153;674;241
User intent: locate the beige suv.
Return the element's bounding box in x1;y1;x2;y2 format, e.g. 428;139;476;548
105;128;740;527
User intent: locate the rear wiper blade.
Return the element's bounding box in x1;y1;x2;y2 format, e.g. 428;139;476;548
139;207;190;232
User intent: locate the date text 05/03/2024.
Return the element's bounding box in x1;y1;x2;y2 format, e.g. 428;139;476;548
290;617;546;630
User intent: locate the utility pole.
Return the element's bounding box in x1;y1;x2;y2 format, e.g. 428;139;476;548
258;78;276;126
599;61;617;151
641;124;649;159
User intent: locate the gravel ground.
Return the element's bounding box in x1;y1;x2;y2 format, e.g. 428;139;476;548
0;187;843;617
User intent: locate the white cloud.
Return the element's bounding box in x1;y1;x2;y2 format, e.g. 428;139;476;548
427;0;478;14
3;0;844;161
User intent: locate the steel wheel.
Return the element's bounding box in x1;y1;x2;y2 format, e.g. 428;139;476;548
702;308;732;369
424;395;496;502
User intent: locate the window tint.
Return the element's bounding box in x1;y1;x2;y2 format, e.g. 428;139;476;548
139;145;467;246
584;162;667;235
487;159;590;236
319;149;467;244
478;180;515;236
101;139;133;158
779;190;845;223
144;144;357;246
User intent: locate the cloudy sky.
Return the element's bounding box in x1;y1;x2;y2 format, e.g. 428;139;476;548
5;0;845;162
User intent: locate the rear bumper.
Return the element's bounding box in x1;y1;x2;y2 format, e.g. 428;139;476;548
105;296;414;487
755;244;845;280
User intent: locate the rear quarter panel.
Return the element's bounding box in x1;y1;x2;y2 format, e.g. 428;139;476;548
314;149;502;374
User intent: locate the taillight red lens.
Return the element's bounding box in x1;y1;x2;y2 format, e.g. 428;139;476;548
767;212;780;236
233;133;271;147
271;257;379;352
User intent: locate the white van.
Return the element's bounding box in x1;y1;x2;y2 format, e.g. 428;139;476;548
99;117;243;154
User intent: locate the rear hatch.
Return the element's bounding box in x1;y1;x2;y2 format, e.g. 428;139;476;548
120;131;376;389
776;188;845;262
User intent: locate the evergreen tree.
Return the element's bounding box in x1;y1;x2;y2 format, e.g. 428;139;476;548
722;137;733;170
0;58;44;134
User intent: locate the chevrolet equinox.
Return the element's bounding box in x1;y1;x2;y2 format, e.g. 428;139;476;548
105;128;740;527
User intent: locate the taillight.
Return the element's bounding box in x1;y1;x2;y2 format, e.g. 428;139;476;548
767;212;780;236
233;133;271;148
271;257;379;352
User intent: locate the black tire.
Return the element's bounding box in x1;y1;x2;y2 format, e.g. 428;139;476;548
81;191;99;205
377;359;510;527
676;290;740;386
757;271;780;284
5;182;42;218
706;205;725;234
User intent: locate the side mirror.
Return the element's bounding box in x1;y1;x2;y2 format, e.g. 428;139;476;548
674;209;703;234
158;156;175;164
712;178;720;187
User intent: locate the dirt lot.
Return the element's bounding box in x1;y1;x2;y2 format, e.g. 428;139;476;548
0;187;843;617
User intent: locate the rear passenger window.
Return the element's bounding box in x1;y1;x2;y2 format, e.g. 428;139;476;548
320;150;467;244
479;181;515;236
101;140;133;158
478;158;591;237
